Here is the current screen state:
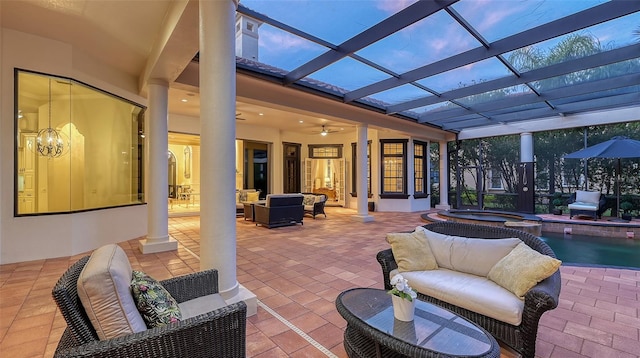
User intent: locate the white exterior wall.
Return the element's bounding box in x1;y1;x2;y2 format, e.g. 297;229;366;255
0;29;147;264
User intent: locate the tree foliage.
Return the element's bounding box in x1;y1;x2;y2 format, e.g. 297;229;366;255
449;32;640;211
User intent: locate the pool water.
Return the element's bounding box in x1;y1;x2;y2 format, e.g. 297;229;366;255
540;232;640;269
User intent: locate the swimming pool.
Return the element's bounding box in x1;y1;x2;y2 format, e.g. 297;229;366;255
540;232;640;269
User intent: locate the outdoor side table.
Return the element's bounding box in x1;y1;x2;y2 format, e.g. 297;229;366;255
336;288;500;358
243;200;266;221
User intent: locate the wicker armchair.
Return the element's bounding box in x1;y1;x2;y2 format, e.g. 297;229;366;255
376;222;561;358
52;256;247;358
302;193;327;219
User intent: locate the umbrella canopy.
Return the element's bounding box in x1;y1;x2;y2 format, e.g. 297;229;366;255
563;136;640;219
564;136;640;159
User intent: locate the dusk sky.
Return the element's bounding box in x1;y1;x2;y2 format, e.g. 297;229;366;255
239;0;639;113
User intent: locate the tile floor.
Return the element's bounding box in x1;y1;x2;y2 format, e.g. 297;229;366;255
0;207;639;357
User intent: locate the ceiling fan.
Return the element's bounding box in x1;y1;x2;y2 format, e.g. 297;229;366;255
235;113;245;121
319;125;336;136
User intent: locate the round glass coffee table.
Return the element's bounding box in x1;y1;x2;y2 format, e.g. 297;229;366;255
336;288;500;358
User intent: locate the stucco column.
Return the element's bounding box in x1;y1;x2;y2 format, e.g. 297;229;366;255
199;0;256;315
352;124;374;222
435;141;450;210
518;132;535;213
521;132;533;162
139;79;177;254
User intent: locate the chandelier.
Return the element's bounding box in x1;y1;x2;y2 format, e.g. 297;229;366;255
36;79;65;158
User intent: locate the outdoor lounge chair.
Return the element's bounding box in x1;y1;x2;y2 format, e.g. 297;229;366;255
568;190;606;220
52;251;247;358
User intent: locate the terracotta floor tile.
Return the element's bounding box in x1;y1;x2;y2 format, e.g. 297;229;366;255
246;331;278;357
549;346;588;358
307;323;344;350
563;321;612;346
270;330;311;354
581;340;636;358
589;317;639;340
289;311;329;333
252;317;291;337
289;344;331;358
612;335;640;356
253;346;290;358
0;337;48;358
1;208;639;357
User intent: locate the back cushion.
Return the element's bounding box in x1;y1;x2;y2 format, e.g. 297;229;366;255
239;189;256;202
266;194;303;207
386;230;438;272
415;227;522;277
246;191;260;202
77;244;147;340
302;195;316;206
576;190;600;203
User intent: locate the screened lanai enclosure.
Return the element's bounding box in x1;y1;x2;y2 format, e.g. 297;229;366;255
228;1;639;133
124;0;640;218
450;122;640;217
223;0;640;216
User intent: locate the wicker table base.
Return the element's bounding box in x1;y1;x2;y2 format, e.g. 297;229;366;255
337;288;500;358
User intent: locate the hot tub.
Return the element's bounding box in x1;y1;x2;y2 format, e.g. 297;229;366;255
433;209;542;236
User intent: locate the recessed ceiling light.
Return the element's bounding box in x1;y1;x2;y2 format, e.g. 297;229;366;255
181;99;188;102
299;120;304;123
259;113;264;116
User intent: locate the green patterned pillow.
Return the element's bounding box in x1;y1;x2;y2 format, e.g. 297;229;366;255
130;270;182;328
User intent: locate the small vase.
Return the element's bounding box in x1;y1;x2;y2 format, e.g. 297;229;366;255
391;295;416;321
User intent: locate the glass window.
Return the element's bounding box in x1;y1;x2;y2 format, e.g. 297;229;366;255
351;141;371;197
309;145;342;158
414;141;428;196
15;70;145;215
489;169;504;190
380;139;408;198
168;132;202;213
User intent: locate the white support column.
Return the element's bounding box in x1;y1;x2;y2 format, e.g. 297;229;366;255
520;132;534;162
435;141;450;210
199;0;256;316
139;79;177;254
352;124;374;222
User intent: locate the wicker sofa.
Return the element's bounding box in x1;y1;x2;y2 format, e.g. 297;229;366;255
376;222;561;358
52;253;247;358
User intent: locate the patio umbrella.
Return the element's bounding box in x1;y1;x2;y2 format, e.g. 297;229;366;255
564;136;640;217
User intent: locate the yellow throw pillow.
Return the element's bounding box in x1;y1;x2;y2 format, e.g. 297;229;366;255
246;191;260;202
488;242;561;299
386;231;438;272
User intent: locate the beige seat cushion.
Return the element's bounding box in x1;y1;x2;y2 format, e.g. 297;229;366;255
77;244;147;340
488;242;561;299
386;230;438;272
178;293;228;320
396;268;525;326
415;226;521;277
568;202;598;211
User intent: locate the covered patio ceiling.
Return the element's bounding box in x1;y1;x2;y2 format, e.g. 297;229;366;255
222;0;640;138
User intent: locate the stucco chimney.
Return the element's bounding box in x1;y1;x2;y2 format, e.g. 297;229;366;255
235;14;263;61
